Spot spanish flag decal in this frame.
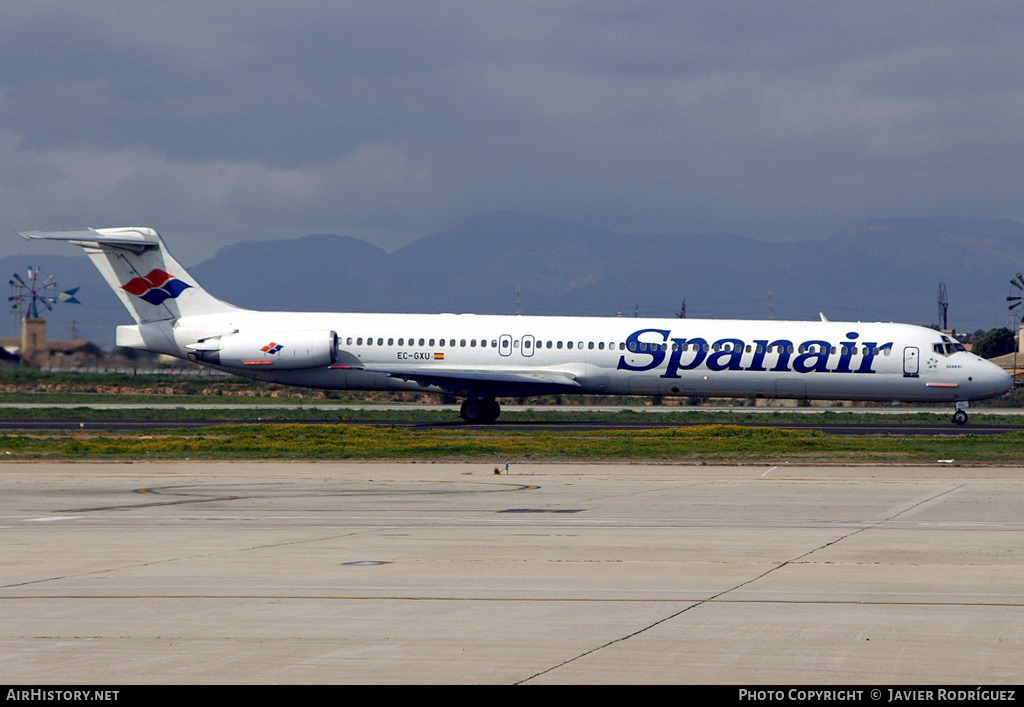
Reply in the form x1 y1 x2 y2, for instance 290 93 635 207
434 352 445 360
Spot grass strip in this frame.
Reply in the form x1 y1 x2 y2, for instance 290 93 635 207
0 423 1021 463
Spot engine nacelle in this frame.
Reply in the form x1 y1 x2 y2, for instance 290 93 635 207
187 330 338 370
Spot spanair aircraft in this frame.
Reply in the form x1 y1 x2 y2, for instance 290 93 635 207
20 226 1014 425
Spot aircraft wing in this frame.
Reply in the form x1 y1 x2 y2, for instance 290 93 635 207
357 364 582 389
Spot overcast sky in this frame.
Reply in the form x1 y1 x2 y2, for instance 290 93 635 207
2 1 1022 264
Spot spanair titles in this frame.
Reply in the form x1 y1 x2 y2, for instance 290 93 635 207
617 328 892 376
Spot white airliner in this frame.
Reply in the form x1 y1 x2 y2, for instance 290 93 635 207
21 226 1014 425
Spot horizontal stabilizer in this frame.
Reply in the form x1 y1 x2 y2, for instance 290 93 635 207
20 227 161 249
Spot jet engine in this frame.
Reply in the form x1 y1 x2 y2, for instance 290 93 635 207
186 330 338 370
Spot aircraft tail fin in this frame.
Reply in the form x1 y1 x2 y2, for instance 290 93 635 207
19 227 239 324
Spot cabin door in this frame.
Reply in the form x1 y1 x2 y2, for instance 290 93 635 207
903 346 920 377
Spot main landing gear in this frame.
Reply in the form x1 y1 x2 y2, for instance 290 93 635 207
951 402 969 426
460 397 501 424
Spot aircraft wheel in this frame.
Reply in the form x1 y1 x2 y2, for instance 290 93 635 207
480 398 501 424
460 399 482 423
952 409 968 426
460 398 500 424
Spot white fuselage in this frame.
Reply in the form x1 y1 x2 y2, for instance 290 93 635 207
24 226 1012 423
130 309 1012 404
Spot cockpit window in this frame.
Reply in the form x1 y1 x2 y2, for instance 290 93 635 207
933 339 967 356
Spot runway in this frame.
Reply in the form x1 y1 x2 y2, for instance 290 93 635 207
1 462 1022 684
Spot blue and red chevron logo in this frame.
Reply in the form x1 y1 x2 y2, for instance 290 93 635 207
121 269 192 305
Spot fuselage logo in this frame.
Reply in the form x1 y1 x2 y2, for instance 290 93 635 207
121 269 191 305
616 328 895 376
261 342 284 354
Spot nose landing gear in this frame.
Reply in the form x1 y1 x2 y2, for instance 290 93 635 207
951 402 969 426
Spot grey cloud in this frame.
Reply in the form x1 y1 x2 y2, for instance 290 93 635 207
0 1 1021 261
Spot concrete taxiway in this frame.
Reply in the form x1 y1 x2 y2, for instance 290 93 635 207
1 461 1022 684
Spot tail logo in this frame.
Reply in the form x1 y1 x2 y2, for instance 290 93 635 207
121 269 192 305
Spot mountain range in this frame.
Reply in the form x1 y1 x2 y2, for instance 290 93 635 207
4 212 1023 349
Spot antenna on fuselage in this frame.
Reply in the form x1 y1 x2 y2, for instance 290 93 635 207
676 298 686 318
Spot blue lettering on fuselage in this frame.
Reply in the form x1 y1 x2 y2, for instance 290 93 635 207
618 329 670 371
616 329 893 375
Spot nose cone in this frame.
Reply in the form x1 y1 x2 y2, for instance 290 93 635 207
970 357 1014 400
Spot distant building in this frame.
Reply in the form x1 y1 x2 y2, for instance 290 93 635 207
0 317 102 366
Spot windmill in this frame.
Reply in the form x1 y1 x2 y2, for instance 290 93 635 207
8 266 80 364
1007 272 1024 319
9 266 79 318
1007 273 1024 384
